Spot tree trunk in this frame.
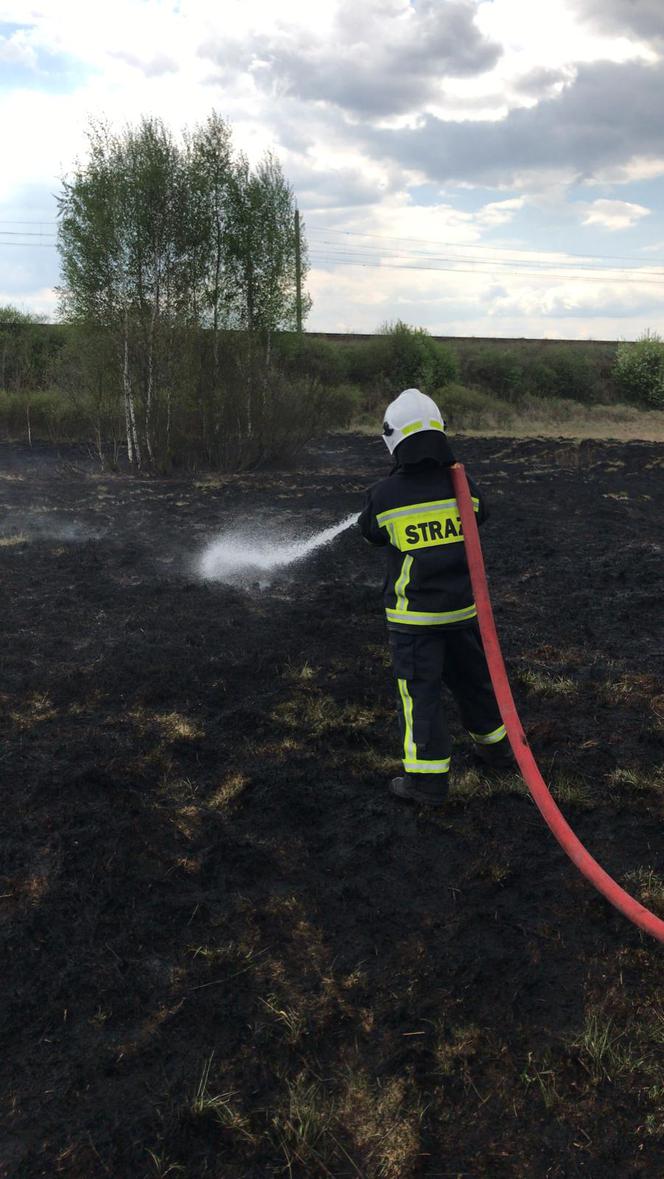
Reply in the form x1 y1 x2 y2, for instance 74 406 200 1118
123 315 141 468
213 218 222 382
95 422 105 470
144 245 159 468
145 320 155 467
246 255 254 333
166 387 172 461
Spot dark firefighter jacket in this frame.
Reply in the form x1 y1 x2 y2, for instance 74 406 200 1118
358 458 487 632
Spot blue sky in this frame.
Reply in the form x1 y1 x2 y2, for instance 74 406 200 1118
2 0 664 338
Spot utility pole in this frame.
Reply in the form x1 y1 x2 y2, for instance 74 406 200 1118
294 208 302 333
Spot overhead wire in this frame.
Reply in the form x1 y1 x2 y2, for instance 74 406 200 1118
307 221 664 267
2 217 664 286
0 231 58 239
308 234 664 277
307 221 664 285
0 241 59 248
307 252 664 285
2 214 664 268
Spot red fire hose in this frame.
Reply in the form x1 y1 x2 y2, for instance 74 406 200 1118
450 463 664 944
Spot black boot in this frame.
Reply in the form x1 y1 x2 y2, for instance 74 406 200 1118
473 739 514 772
389 773 448 806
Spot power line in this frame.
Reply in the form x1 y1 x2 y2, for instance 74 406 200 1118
2 214 662 267
0 241 58 248
308 253 664 286
307 238 664 279
308 222 664 268
0 231 58 239
2 233 662 286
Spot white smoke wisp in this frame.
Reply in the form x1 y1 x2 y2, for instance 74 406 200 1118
197 512 358 584
0 514 103 543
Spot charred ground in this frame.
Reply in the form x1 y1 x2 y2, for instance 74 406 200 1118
1 433 663 1178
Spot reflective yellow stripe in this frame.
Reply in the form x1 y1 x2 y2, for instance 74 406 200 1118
429 419 444 431
377 498 479 527
386 604 477 626
401 420 424 436
397 678 416 763
469 723 507 745
405 758 451 774
394 554 413 613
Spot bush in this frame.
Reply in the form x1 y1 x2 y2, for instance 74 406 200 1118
377 320 458 395
272 334 346 385
342 322 459 407
523 347 599 403
242 375 362 466
434 383 514 431
461 347 524 401
613 332 664 408
518 392 581 424
0 388 102 444
322 383 363 428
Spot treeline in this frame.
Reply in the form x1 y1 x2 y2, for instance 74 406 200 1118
1 315 663 465
2 103 663 469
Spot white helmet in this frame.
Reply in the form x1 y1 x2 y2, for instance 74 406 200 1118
382 388 446 455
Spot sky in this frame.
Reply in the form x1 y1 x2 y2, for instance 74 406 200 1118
2 0 664 338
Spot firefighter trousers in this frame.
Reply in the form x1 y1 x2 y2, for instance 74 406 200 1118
388 621 507 783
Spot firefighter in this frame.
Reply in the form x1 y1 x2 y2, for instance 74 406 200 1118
358 388 511 806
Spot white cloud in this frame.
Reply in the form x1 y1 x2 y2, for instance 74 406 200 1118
581 156 664 185
476 196 526 226
0 28 38 67
580 199 651 231
2 0 664 339
0 285 58 317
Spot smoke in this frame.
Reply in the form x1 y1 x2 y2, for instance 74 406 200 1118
0 514 104 543
197 512 358 585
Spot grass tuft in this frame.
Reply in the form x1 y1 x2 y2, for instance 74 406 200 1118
190 1053 254 1139
518 670 577 697
520 1051 560 1110
624 867 664 915
570 1009 645 1083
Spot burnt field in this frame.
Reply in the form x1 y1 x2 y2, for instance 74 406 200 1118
1 432 663 1178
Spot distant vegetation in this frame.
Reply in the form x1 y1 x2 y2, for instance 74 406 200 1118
2 309 664 465
1 108 662 469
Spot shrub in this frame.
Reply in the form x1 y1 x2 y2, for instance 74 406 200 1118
434 383 514 431
523 347 599 403
461 347 524 401
376 320 458 396
613 332 664 408
245 375 363 465
0 388 102 444
518 393 580 424
272 334 346 385
322 383 363 428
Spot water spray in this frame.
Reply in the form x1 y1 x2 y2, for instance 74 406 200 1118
197 511 358 583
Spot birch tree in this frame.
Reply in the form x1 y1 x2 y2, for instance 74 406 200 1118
186 113 234 358
58 120 142 465
226 151 310 344
57 118 189 466
57 111 312 471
